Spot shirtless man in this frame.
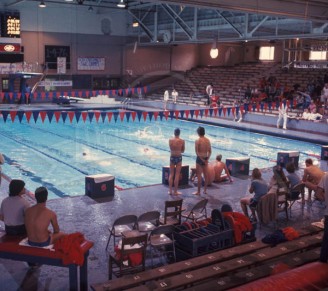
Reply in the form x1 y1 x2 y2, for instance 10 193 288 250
194 126 212 195
213 154 233 183
302 158 324 201
25 187 65 247
169 128 185 195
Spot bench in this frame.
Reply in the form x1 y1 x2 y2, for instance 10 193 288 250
91 227 322 291
0 234 94 291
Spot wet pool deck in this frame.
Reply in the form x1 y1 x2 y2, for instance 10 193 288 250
0 100 327 290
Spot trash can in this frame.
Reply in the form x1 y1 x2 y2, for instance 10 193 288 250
226 157 250 176
162 165 189 186
85 174 115 199
277 151 299 168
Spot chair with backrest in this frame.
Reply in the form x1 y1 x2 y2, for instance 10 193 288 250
253 191 278 227
286 182 305 217
105 214 138 251
148 224 176 267
108 232 148 279
137 211 160 233
159 199 183 225
182 198 208 222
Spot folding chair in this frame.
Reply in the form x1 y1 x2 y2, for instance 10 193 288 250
137 211 160 233
148 225 176 267
182 198 208 222
159 199 183 225
286 182 305 217
105 214 137 251
108 233 148 279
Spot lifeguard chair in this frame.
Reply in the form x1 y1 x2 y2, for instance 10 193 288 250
210 95 219 108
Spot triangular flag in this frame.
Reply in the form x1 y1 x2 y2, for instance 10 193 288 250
32 111 39 123
61 111 68 123
47 111 54 123
119 111 125 121
10 111 17 122
39 111 47 123
25 111 32 123
131 111 136 121
68 111 75 123
75 111 81 123
107 112 113 123
94 111 101 123
81 111 88 123
54 111 61 123
88 111 94 123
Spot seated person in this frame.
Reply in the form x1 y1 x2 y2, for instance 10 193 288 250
302 158 324 201
25 187 65 247
240 168 268 218
285 162 302 200
302 108 322 121
0 179 30 235
213 154 233 183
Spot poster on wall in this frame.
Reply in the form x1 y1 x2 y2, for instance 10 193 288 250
57 57 66 74
77 57 105 71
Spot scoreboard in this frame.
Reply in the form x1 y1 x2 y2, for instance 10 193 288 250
0 12 20 38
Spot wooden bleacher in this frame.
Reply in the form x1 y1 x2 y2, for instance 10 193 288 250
91 226 323 291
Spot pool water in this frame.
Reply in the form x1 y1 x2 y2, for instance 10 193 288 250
0 116 320 199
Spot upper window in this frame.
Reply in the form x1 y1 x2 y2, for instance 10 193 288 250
309 51 327 61
259 46 275 60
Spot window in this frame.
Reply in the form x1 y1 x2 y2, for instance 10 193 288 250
259 46 275 60
2 78 9 91
309 51 327 61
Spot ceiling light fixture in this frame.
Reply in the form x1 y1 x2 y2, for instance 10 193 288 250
39 1 46 8
117 0 126 8
210 39 219 59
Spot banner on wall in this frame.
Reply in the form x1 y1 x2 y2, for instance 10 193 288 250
77 57 105 71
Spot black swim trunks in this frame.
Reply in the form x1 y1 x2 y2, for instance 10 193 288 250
170 156 182 165
196 156 208 166
28 237 51 247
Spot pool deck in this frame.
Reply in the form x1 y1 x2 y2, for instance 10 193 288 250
0 100 327 290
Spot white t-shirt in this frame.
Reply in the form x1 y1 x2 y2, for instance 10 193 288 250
0 196 30 226
318 173 328 215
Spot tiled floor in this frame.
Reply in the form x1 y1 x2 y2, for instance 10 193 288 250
0 101 327 290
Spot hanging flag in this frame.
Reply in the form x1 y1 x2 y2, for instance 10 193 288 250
88 111 94 123
32 111 39 123
40 111 47 123
107 112 113 123
47 111 54 123
119 111 125 121
17 111 24 123
10 111 17 122
68 111 75 123
54 111 61 123
94 111 101 122
75 111 81 123
61 111 68 123
131 111 136 121
81 111 88 123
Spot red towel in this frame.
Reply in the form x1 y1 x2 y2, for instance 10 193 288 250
223 212 253 244
54 232 85 266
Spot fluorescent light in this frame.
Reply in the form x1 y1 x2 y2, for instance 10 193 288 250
132 22 139 28
210 39 219 59
39 1 46 8
117 0 126 8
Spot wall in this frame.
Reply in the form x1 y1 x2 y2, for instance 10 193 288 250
22 31 125 75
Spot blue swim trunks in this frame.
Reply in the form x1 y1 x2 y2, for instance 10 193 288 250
28 237 51 247
170 156 182 165
196 156 208 166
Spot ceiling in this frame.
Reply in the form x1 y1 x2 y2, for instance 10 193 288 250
2 0 328 45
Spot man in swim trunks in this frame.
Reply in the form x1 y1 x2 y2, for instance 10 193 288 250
194 126 211 195
169 128 185 195
302 158 324 202
213 154 233 183
25 187 65 247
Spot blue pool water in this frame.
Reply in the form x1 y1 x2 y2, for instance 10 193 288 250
0 116 320 199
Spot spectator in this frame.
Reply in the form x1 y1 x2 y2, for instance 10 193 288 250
25 187 65 247
302 158 324 201
163 89 169 111
244 85 252 99
206 83 213 106
172 88 178 104
240 168 268 218
0 179 30 235
285 162 302 200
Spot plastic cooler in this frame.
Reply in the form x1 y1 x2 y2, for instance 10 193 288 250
321 146 328 160
277 151 299 168
85 174 115 199
162 165 189 186
225 157 250 176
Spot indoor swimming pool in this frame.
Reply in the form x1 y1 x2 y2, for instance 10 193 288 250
0 116 321 199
